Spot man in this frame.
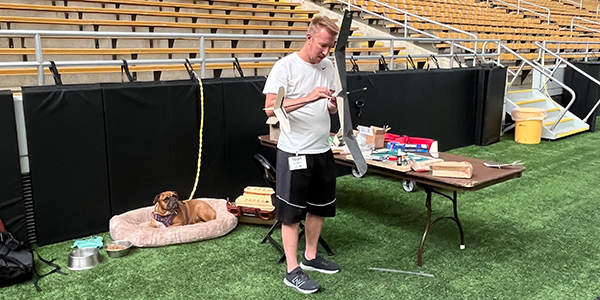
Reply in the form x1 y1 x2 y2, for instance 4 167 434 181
263 16 341 294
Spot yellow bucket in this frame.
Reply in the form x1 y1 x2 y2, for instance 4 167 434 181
511 107 547 145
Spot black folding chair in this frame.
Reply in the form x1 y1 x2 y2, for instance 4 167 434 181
252 154 334 264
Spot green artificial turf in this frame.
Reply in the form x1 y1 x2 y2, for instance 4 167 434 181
3 125 600 299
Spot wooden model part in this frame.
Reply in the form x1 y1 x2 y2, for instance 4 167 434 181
431 161 473 179
243 186 275 196
346 154 411 172
234 195 275 211
273 86 291 133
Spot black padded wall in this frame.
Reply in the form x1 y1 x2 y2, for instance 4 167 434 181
222 77 272 198
0 91 27 242
474 66 507 146
167 80 227 200
562 62 600 132
346 68 480 151
102 80 227 214
22 85 111 246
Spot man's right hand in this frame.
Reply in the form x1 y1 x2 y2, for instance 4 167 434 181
307 86 334 102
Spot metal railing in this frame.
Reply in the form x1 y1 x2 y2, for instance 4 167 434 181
571 17 600 35
0 29 502 85
518 0 552 21
340 0 484 66
489 0 551 23
499 44 577 131
541 40 600 62
337 0 479 61
562 0 583 10
536 41 600 123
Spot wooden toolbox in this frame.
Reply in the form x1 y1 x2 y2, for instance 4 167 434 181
227 186 276 225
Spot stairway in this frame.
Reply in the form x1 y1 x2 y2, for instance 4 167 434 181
505 88 589 139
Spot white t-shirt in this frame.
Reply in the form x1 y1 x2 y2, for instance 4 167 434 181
263 53 336 154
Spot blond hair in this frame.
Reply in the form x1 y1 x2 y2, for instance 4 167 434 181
307 16 339 37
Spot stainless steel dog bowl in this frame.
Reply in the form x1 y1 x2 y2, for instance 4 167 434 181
67 248 100 271
106 240 133 258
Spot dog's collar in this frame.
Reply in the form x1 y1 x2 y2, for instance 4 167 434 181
152 211 177 227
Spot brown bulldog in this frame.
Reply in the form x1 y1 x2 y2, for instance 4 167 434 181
149 191 217 228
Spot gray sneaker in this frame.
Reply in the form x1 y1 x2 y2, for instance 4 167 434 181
300 255 341 274
283 267 320 294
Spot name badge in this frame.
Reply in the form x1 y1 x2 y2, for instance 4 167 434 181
288 155 307 171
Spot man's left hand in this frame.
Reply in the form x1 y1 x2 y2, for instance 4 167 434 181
327 95 338 114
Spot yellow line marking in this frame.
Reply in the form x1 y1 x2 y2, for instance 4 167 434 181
544 117 573 126
508 89 532 94
515 98 546 105
556 126 590 138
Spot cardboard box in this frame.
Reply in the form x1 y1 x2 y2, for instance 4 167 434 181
359 125 386 149
266 116 280 141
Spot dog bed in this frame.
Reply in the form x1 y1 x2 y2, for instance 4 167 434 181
109 198 237 247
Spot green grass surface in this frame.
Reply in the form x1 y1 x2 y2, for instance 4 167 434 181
3 127 600 299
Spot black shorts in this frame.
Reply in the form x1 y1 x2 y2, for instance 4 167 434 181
274 149 336 225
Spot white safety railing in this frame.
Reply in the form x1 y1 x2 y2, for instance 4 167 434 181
500 44 577 131
518 0 552 22
571 17 600 35
542 40 600 62
0 29 502 85
338 0 480 63
561 0 583 10
336 0 485 67
537 41 600 123
489 0 551 24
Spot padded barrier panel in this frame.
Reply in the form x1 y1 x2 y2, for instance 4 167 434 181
346 68 479 151
102 80 226 214
22 85 111 246
474 66 507 146
221 77 273 198
167 80 227 200
0 91 27 242
562 62 599 132
345 66 504 150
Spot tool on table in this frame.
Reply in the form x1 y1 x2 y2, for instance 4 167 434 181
483 160 524 169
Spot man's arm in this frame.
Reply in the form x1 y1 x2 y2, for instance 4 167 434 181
264 86 334 117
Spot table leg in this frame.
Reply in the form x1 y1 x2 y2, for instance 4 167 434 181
417 187 466 266
417 187 433 266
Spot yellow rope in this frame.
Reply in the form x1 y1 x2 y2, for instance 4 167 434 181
188 76 204 200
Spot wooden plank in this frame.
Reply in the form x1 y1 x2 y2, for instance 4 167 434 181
63 0 317 16
0 16 309 32
72 0 301 9
0 46 393 55
0 3 313 24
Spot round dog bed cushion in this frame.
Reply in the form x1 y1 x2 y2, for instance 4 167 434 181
109 198 237 247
